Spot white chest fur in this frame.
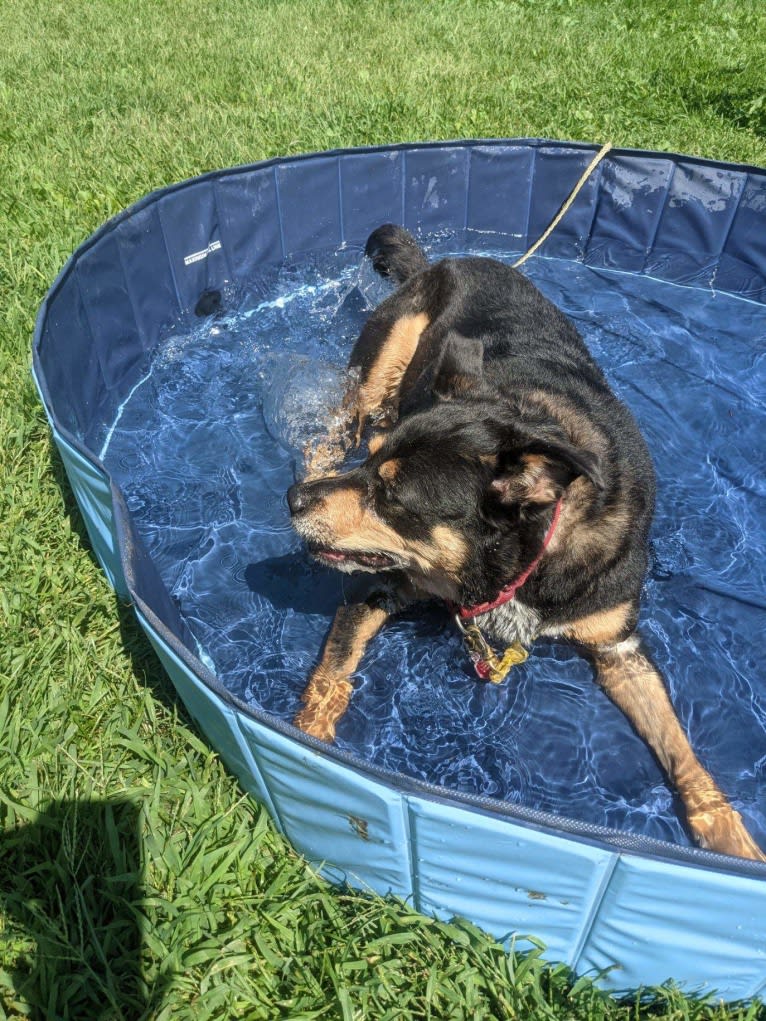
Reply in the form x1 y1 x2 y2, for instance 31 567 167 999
482 598 543 647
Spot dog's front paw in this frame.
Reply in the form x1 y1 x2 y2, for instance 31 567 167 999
293 704 340 743
293 669 353 744
689 802 766 862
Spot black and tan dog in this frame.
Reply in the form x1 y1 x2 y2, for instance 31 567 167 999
287 224 765 862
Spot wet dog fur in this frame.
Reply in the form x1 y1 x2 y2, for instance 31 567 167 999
287 224 765 862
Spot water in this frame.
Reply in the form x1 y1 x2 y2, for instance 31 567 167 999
102 241 766 849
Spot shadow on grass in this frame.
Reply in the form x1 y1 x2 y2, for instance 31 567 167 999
0 799 167 1020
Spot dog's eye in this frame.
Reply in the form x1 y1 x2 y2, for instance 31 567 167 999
375 460 404 505
381 481 400 504
372 475 402 511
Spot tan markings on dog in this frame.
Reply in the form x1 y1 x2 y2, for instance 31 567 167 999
491 453 560 505
309 486 368 537
591 639 766 861
443 373 475 397
521 389 607 455
294 602 389 741
357 312 430 424
520 453 560 504
565 601 633 645
547 482 631 563
368 432 387 455
431 525 468 576
378 459 401 483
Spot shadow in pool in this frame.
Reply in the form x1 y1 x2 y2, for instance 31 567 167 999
243 552 459 652
244 551 380 617
0 799 166 1020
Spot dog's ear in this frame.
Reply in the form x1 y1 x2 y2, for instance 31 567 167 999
433 332 484 399
490 432 603 506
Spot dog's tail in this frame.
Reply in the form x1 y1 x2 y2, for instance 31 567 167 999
364 224 429 285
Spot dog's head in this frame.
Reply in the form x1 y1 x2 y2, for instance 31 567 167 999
288 335 604 604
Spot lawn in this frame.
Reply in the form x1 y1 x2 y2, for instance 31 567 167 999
1 0 766 1017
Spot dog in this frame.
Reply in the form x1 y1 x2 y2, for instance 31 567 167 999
287 224 765 862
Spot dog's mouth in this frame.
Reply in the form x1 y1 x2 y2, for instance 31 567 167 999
309 545 399 571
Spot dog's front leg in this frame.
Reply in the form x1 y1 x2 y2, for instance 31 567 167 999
294 599 391 742
590 636 766 861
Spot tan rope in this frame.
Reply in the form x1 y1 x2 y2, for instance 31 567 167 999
512 142 613 269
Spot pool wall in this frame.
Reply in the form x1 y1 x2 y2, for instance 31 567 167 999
33 140 766 999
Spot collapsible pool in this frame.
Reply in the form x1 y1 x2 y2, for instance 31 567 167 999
33 140 766 999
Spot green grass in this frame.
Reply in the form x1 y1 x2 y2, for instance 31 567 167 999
1 0 766 1017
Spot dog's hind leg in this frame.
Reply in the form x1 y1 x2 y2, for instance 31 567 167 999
302 304 431 481
588 635 766 861
293 599 391 742
303 232 431 481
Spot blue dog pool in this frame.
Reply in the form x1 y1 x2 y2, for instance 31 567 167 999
33 139 766 999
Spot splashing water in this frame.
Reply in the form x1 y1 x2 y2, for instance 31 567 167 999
102 239 766 849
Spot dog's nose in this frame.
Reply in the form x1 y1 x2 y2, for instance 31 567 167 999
287 482 311 516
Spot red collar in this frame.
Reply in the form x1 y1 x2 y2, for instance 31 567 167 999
455 499 563 621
